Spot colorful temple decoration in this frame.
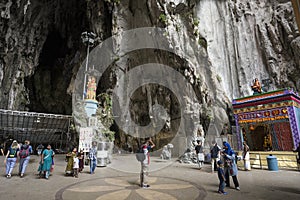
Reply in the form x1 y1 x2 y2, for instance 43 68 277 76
232 88 300 151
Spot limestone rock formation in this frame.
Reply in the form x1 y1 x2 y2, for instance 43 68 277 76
0 0 299 154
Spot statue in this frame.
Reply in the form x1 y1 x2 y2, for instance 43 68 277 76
251 78 262 94
86 76 97 100
160 143 174 160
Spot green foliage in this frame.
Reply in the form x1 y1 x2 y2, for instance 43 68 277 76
159 14 167 24
216 75 222 83
104 130 115 142
96 93 115 141
175 24 181 32
193 18 199 27
198 37 207 49
97 93 113 128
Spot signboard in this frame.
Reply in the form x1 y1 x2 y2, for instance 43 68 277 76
79 127 93 152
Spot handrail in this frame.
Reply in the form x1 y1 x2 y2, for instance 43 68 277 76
236 151 299 171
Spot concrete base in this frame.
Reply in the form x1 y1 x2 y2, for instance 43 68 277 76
84 99 98 117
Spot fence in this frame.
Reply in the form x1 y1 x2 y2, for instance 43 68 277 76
236 151 299 171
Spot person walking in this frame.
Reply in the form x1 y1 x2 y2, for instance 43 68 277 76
222 141 240 191
0 142 4 156
78 149 84 173
73 154 79 178
140 137 155 188
89 142 97 174
195 140 204 169
41 144 54 179
242 141 251 171
211 141 221 172
36 144 44 156
4 140 19 178
217 160 227 195
18 140 33 177
65 147 77 176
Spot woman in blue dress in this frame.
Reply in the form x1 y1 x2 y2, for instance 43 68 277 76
41 144 54 179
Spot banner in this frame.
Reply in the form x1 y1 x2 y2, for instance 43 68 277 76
79 127 93 152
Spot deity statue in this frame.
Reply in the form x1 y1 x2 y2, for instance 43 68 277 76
251 78 262 94
86 76 97 100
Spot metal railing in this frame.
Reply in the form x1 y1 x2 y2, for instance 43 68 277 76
236 151 299 171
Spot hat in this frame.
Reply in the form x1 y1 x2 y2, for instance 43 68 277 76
12 140 17 143
217 160 223 165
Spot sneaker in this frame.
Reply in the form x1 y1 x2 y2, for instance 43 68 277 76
7 174 11 179
236 187 240 191
223 192 228 195
142 184 150 188
20 173 24 178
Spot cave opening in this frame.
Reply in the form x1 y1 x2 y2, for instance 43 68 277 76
25 29 72 114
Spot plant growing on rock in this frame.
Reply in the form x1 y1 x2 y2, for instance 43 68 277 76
159 14 168 25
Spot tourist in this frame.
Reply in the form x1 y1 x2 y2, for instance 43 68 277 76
37 147 45 178
4 140 19 178
18 140 33 177
195 140 204 169
243 141 251 171
0 142 4 156
89 142 97 174
73 154 79 178
65 147 77 176
217 160 227 195
51 152 55 174
251 78 262 94
140 137 155 188
40 144 54 179
36 144 44 156
210 141 221 172
78 149 85 173
222 141 240 191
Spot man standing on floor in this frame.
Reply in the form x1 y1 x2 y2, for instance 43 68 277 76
211 141 221 172
140 137 155 188
89 141 97 174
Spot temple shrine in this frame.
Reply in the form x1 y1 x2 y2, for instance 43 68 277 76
232 88 300 151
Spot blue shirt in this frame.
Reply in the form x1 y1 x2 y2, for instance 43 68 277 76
217 167 225 182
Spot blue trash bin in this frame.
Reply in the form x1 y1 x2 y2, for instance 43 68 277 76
266 155 278 171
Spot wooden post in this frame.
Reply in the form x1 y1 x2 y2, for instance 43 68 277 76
292 0 300 30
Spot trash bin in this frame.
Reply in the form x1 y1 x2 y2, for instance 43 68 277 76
266 155 278 171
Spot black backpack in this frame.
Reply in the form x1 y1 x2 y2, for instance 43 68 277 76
136 145 146 162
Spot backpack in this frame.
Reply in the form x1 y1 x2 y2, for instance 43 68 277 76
136 145 146 162
19 145 30 158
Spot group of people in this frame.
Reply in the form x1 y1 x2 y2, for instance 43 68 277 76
209 141 251 195
65 141 98 178
2 140 99 180
65 147 84 178
3 140 33 178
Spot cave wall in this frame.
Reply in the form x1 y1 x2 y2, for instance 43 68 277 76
0 0 299 152
197 0 300 99
0 0 90 114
